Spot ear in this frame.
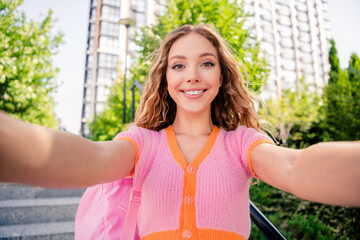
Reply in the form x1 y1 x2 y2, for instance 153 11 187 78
220 75 223 87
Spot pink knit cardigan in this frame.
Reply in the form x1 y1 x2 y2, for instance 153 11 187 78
116 125 273 240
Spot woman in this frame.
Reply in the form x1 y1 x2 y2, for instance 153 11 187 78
0 24 359 239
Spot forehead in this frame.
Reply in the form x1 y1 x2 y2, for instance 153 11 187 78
168 33 217 58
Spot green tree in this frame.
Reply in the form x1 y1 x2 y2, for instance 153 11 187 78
0 0 63 128
321 41 360 141
90 0 269 140
88 78 139 141
253 41 360 239
259 78 320 148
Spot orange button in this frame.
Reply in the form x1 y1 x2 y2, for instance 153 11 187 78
183 229 192 239
187 166 195 174
185 196 193 205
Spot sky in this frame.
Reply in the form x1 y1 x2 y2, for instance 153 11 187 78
18 0 360 135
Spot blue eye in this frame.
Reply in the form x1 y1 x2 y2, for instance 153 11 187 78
202 61 215 67
172 64 184 70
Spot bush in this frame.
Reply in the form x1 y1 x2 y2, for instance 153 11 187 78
249 181 360 239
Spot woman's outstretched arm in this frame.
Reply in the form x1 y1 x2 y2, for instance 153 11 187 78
0 111 135 188
251 141 360 207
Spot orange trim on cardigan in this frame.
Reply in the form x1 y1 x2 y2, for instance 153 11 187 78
165 126 220 239
247 139 274 178
114 136 139 176
142 228 246 240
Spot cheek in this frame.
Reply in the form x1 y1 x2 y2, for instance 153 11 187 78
166 71 181 90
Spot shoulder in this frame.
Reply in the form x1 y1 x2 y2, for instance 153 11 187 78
221 126 274 177
222 125 272 144
115 125 164 151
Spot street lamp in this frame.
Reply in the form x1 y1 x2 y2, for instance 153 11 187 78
119 17 136 124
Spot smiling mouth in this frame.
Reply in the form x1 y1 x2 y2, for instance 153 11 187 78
181 90 206 96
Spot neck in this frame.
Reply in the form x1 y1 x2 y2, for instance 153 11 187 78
171 109 213 136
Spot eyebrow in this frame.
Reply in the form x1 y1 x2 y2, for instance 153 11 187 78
169 52 217 62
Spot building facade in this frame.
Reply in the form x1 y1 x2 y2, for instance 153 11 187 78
81 0 331 136
81 0 166 136
243 0 331 99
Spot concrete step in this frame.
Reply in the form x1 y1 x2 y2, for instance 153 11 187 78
0 221 74 240
0 197 81 226
0 184 85 200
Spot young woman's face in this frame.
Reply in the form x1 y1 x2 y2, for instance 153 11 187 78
166 33 222 116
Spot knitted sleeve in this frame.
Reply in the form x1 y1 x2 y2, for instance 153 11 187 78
232 126 274 178
114 125 144 176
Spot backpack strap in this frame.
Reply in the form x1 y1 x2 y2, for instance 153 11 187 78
120 128 158 240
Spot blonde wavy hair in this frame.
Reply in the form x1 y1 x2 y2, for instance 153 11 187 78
134 24 262 132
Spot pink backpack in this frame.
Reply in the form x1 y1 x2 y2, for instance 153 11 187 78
75 127 159 240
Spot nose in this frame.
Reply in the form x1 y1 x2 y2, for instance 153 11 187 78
186 66 200 83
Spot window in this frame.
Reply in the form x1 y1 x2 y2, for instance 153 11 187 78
98 53 118 69
155 1 167 16
259 0 271 10
135 12 146 26
281 48 295 59
298 22 310 32
96 86 111 102
131 0 146 13
281 60 296 71
95 103 106 114
262 31 274 43
82 123 90 137
278 26 292 38
99 36 119 52
280 37 294 48
295 2 308 12
89 23 96 38
276 4 290 16
298 32 311 43
85 70 93 84
86 54 94 68
90 7 97 21
297 12 309 22
85 87 92 102
97 68 117 86
302 63 314 74
277 15 291 27
260 41 275 55
87 38 95 51
101 5 120 21
260 9 272 22
299 42 312 53
102 0 121 7
100 21 119 37
83 103 91 119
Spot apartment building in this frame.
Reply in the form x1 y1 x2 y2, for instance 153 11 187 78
81 0 330 136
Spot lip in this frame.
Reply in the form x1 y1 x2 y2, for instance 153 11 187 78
180 89 207 99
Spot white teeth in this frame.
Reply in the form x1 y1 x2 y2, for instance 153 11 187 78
183 90 204 95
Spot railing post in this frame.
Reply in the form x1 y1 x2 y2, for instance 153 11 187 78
131 87 135 121
249 200 287 240
129 81 143 122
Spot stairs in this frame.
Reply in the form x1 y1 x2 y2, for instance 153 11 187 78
0 184 85 239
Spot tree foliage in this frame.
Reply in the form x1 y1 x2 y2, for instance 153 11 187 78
321 40 360 141
255 40 360 239
0 0 63 128
259 78 320 148
88 78 139 141
250 181 356 240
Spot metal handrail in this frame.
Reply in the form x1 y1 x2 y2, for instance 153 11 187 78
250 200 287 240
130 81 143 122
